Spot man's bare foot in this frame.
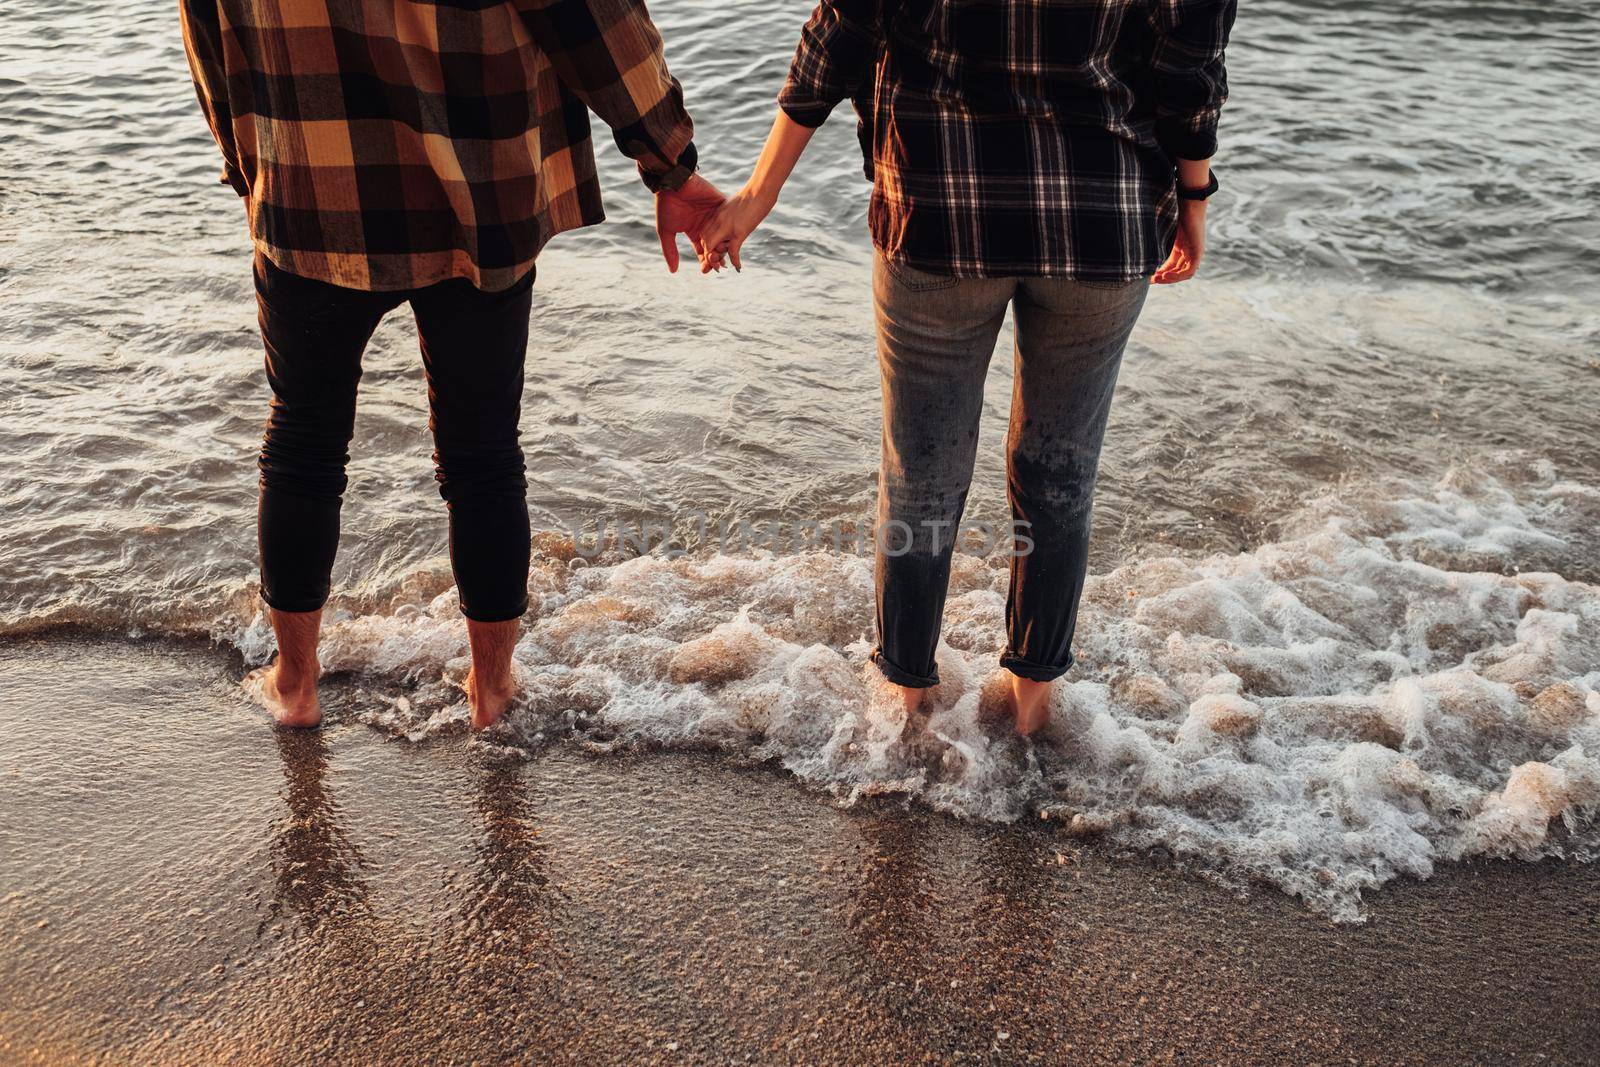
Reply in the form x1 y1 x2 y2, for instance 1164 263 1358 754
254 606 324 728
465 668 517 731
243 659 322 728
1010 676 1053 737
464 617 520 731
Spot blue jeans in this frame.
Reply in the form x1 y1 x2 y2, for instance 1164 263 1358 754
869 256 1149 688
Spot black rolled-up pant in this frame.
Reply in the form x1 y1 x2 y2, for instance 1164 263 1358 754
253 253 534 623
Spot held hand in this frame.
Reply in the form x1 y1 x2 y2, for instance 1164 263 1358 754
655 173 726 273
697 185 776 273
1153 199 1206 284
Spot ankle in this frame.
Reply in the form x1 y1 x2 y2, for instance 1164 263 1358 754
468 666 515 698
1011 675 1050 700
273 656 319 689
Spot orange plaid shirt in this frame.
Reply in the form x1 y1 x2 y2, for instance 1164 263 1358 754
179 0 697 291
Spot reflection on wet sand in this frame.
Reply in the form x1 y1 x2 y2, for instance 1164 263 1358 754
844 814 933 963
267 734 566 984
841 816 1078 1026
270 730 373 935
461 760 560 958
837 814 946 1042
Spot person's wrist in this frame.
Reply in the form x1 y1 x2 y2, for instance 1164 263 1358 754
1176 168 1219 202
745 178 781 213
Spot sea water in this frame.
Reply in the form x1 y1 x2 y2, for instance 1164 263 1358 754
1 0 1597 919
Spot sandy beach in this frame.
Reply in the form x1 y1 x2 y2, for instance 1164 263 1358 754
3 635 1595 1065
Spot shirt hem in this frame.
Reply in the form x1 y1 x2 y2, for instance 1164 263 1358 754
873 245 1161 283
248 208 606 293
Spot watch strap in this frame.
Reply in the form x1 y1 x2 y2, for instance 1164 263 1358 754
1176 171 1219 201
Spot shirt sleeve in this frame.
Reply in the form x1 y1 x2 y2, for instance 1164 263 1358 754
177 0 249 196
1149 0 1237 161
516 0 697 191
778 0 885 129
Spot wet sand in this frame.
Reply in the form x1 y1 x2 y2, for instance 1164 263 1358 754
2 636 1596 1065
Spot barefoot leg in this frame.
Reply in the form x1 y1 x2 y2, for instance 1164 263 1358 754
465 617 519 730
247 607 323 728
1009 675 1052 737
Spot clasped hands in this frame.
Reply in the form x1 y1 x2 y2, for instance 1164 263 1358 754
654 174 770 275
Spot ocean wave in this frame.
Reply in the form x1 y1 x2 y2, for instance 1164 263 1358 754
198 468 1600 921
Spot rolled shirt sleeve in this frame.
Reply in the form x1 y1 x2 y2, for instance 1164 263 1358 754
778 0 884 129
178 0 249 196
517 0 698 190
1149 0 1237 160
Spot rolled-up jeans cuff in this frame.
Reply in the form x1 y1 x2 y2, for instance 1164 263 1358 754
999 650 1073 683
870 647 939 689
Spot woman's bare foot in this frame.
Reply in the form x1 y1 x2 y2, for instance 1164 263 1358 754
465 668 517 731
1010 676 1053 737
895 684 926 717
243 659 322 728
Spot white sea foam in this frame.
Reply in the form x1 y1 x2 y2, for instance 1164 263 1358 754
222 470 1600 921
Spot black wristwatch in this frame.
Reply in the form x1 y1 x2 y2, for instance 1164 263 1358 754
1176 171 1219 201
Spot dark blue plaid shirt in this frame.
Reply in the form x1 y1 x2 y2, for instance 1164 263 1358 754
780 0 1236 280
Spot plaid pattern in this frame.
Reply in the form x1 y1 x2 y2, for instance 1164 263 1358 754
179 0 697 291
780 0 1236 280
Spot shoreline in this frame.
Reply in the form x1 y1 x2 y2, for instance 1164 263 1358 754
2 634 1596 1064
